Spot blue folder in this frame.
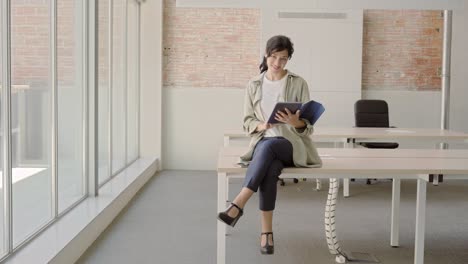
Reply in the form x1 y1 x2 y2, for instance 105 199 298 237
299 100 325 125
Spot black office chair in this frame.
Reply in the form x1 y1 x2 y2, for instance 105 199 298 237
354 99 399 184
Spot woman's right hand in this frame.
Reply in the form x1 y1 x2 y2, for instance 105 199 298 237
256 122 273 132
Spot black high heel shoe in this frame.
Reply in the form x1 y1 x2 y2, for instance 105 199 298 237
217 202 243 227
260 232 274 255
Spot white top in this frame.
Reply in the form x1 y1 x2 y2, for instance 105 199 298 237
261 74 286 137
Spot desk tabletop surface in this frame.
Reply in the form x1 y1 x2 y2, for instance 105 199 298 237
218 147 468 175
220 146 468 159
224 127 468 139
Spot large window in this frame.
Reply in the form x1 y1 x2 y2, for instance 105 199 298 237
11 0 53 247
112 0 127 175
98 0 141 185
127 0 139 163
0 0 141 259
98 0 110 185
57 0 85 213
0 1 5 257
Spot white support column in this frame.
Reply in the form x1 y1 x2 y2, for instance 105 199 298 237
51 0 58 218
432 175 439 185
315 178 322 191
390 178 401 247
223 136 230 212
436 10 452 185
86 0 98 196
414 177 428 264
343 138 353 197
2 0 13 253
342 179 349 197
217 172 227 264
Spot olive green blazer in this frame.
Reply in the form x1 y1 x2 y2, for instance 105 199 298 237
240 70 322 168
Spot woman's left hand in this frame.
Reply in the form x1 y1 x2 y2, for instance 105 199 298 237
275 108 306 128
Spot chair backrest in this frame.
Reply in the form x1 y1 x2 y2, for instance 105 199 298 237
354 99 390 128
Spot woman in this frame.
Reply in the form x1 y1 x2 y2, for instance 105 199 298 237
217 35 322 255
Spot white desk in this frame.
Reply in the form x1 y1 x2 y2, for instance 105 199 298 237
217 147 468 264
224 127 468 143
221 146 468 159
223 127 468 196
221 146 468 247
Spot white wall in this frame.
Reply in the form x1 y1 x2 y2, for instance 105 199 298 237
162 2 468 170
450 5 468 133
162 88 244 170
162 89 446 170
352 6 468 137
140 0 163 163
363 5 468 135
361 5 468 149
176 0 464 10
363 90 441 128
162 88 363 170
162 9 363 170
261 9 363 128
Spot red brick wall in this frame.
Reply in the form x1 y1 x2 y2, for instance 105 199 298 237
57 0 77 87
112 0 125 88
7 0 126 90
11 0 77 88
163 7 443 91
98 0 110 87
163 0 260 88
7 3 443 92
11 0 50 88
362 10 443 91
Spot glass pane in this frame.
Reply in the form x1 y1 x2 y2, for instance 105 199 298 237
0 2 5 256
111 0 126 174
11 0 53 246
127 1 138 163
98 0 110 185
57 0 85 213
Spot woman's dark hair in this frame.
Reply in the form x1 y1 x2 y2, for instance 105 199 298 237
259 35 294 73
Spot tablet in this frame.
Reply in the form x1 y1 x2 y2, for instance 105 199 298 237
267 102 302 124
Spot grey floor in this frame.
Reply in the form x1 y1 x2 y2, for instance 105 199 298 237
78 171 468 264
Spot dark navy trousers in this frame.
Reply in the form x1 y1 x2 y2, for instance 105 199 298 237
243 137 294 211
